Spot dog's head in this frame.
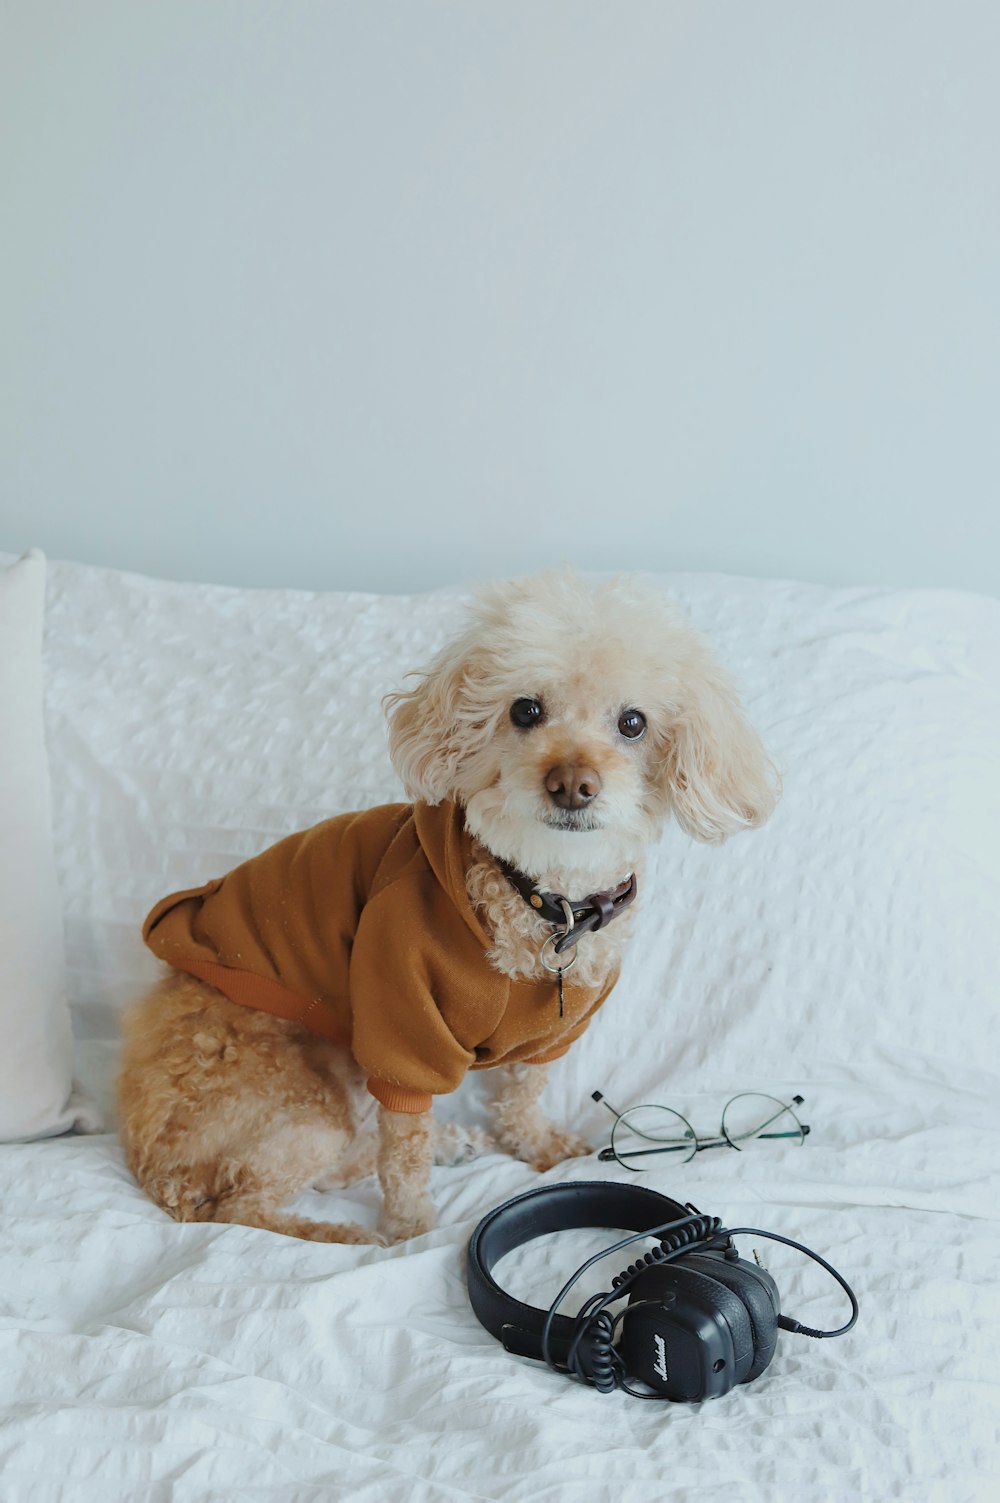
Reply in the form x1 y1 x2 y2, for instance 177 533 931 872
385 570 778 881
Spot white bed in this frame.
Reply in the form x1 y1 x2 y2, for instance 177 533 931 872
1 555 998 1502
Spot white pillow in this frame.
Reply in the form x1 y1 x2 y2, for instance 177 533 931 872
0 550 99 1139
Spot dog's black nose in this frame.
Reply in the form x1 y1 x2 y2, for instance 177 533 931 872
545 764 602 810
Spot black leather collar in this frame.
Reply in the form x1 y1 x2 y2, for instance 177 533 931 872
495 856 638 955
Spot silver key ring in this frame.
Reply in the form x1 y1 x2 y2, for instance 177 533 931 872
538 899 578 974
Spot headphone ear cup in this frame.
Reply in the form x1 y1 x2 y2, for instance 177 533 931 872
648 1262 756 1386
682 1253 780 1382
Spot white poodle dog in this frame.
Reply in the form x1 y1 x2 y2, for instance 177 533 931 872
118 569 778 1243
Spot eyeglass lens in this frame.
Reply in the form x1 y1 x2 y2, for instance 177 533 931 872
610 1104 700 1167
720 1092 806 1148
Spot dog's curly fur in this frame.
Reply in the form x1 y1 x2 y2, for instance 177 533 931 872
117 569 778 1243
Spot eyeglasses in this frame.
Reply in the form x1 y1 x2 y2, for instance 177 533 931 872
592 1090 810 1170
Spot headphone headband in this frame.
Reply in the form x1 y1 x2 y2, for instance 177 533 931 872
466 1181 692 1364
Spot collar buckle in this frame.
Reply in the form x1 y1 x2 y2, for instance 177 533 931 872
497 858 638 957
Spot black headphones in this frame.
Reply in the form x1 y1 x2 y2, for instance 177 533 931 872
467 1181 858 1401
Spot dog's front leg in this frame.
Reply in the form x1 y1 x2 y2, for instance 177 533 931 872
492 1063 592 1172
377 1106 436 1243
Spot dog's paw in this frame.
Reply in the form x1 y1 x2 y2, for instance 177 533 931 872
432 1122 497 1167
312 1170 346 1192
378 1195 437 1244
530 1127 593 1173
500 1124 593 1173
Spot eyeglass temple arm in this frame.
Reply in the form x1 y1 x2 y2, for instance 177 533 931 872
591 1089 624 1121
597 1128 808 1163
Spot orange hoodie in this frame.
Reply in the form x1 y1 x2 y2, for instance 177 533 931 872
142 800 618 1112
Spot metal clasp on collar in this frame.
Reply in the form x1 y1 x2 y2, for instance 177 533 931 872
538 898 579 975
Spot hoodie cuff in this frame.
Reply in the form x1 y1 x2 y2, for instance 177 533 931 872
522 1044 572 1066
367 1078 434 1114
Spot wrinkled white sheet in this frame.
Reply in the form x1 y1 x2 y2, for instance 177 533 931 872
1 558 999 1501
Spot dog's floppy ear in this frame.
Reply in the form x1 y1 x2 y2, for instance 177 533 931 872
384 631 502 804
658 662 780 843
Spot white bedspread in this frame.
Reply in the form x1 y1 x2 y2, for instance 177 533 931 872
2 560 998 1501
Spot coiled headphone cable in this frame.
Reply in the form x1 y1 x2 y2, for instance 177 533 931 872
541 1206 859 1398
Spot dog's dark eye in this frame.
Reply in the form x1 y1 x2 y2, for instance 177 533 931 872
510 697 546 729
617 709 647 740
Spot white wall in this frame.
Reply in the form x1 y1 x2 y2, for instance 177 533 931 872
2 1 998 595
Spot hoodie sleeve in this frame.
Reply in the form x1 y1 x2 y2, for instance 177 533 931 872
348 886 478 1113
